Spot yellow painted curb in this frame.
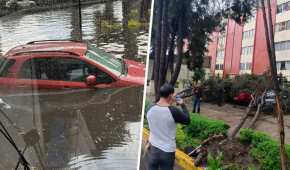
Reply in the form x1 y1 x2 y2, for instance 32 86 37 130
143 128 203 170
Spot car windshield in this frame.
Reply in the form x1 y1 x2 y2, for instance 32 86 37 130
85 44 123 76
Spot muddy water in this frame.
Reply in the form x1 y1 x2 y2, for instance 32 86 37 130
0 1 147 169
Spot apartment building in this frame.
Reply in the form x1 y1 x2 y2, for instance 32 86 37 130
208 0 290 79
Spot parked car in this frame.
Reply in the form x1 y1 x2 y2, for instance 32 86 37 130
233 91 252 104
262 89 276 112
0 40 145 94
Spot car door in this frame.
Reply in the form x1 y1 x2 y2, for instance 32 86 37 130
0 58 17 95
16 57 65 92
45 57 117 110
56 57 117 89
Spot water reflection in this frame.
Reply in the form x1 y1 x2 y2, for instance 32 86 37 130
0 86 143 169
0 0 148 169
0 1 148 61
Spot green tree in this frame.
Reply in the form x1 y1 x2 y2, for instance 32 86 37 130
151 0 256 101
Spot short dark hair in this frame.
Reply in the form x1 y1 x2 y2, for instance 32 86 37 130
159 83 174 98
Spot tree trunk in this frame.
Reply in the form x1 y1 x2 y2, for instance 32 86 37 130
262 1 288 169
139 0 150 22
153 0 163 101
158 0 169 86
167 31 176 75
170 6 185 85
139 0 146 22
229 98 254 140
247 103 261 129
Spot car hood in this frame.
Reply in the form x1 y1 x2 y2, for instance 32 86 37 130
125 59 145 76
119 59 145 86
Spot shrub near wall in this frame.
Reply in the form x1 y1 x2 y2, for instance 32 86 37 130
239 129 290 170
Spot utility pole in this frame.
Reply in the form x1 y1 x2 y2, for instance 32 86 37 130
261 0 288 169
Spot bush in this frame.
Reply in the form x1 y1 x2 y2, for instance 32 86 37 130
184 113 230 140
230 74 270 98
192 68 205 83
239 129 290 170
176 124 200 150
207 152 223 170
128 19 141 29
223 77 234 102
144 100 152 113
143 100 153 129
202 76 220 102
202 74 271 103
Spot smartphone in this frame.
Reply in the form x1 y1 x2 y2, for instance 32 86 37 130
175 95 182 103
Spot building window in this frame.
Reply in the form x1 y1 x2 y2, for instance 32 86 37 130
277 61 290 70
277 1 290 14
243 29 255 39
275 41 290 51
281 61 286 70
218 36 226 48
217 50 224 59
275 20 290 32
240 62 252 70
215 64 224 70
241 46 253 55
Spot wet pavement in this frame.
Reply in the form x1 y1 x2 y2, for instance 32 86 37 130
0 1 148 169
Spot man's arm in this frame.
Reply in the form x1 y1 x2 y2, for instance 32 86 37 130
168 104 190 125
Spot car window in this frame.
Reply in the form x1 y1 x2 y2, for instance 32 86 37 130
57 58 88 82
0 58 15 77
18 58 60 80
58 58 114 84
85 44 123 75
19 57 114 84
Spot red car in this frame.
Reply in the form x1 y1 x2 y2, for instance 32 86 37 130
0 40 145 93
234 91 252 104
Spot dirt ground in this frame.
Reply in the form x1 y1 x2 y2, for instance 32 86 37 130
184 99 290 144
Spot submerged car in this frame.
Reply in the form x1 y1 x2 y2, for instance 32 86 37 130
0 40 145 93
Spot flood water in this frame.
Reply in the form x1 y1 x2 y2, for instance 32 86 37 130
0 1 148 169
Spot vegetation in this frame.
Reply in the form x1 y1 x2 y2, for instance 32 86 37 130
101 20 122 30
202 76 222 102
201 73 290 114
176 124 201 150
192 68 205 84
128 19 142 29
207 152 223 170
176 113 229 150
151 0 256 100
184 113 230 140
239 129 290 170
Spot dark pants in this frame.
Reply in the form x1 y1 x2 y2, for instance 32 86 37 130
193 97 201 113
147 145 175 170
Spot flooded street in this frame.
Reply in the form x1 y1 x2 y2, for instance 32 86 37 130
0 1 148 169
0 1 148 60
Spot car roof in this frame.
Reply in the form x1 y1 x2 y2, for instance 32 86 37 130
5 40 87 57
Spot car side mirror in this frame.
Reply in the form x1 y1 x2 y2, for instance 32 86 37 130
85 75 97 87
